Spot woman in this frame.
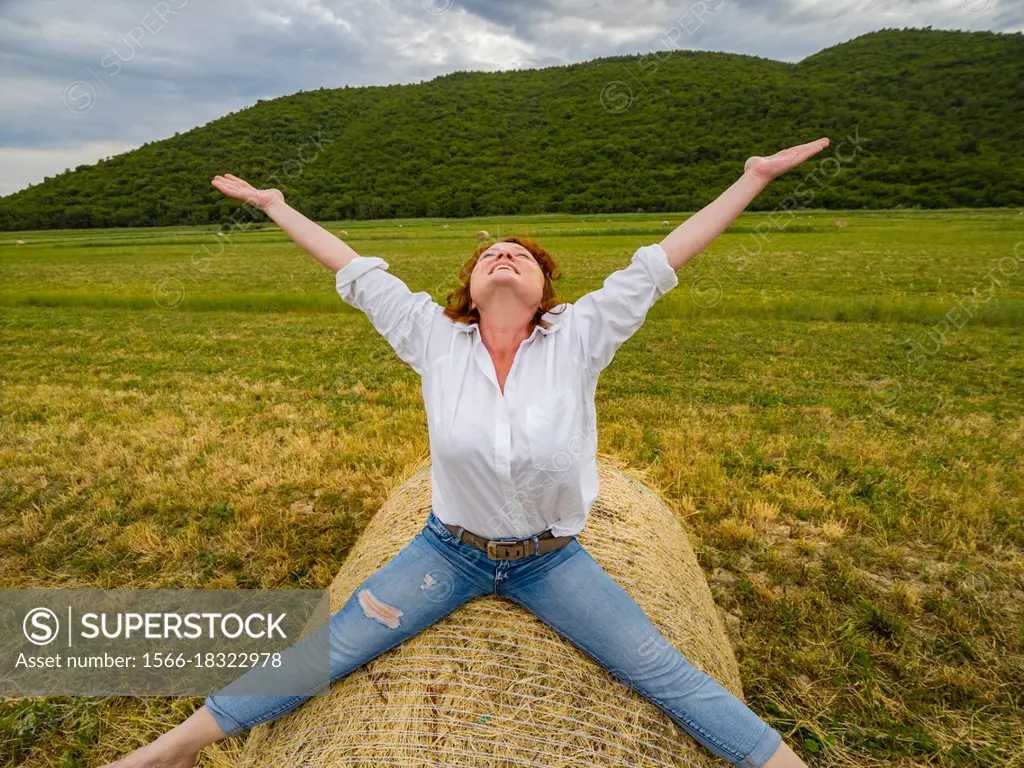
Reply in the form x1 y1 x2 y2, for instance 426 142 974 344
104 137 829 768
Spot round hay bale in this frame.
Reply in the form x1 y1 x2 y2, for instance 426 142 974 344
661 220 670 226
339 230 349 236
835 219 848 228
475 230 490 241
14 239 26 245
234 458 743 767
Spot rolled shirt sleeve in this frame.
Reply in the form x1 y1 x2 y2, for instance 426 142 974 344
570 243 678 375
335 256 448 377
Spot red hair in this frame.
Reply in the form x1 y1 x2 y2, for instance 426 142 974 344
443 236 566 332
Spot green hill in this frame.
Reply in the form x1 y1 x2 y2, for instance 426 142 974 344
2 27 1021 230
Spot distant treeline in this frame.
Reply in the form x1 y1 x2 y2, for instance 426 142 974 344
2 27 1022 231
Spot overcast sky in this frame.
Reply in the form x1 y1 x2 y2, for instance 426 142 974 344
0 0 1019 197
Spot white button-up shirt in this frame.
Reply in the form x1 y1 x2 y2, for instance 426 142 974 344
335 243 678 540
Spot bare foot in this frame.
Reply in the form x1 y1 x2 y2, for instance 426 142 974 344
98 738 197 768
100 705 226 768
762 739 809 767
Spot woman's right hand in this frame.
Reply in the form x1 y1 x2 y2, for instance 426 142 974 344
211 173 284 212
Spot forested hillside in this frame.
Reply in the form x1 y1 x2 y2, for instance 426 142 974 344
2 27 1021 230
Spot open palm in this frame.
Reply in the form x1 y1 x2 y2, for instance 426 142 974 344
745 138 830 182
211 173 283 211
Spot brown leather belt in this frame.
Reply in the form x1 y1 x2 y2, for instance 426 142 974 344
442 522 574 561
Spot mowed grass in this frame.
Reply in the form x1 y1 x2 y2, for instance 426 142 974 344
0 209 1022 767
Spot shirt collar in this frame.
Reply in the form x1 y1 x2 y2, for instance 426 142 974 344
453 310 561 337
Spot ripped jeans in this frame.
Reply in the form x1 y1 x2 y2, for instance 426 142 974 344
205 509 783 767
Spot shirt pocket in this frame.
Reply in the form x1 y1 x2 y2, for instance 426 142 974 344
524 387 578 472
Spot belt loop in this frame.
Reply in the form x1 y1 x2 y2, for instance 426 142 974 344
532 534 539 556
455 526 465 543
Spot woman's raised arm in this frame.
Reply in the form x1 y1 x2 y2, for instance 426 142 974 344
211 173 357 273
659 137 830 270
211 172 452 376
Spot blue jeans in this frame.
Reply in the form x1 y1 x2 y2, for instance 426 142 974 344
206 509 783 767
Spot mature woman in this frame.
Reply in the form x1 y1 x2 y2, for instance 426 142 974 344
104 137 829 768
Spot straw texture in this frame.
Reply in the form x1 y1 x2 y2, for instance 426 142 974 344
233 457 743 767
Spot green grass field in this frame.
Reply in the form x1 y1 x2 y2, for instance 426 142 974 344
1 209 1022 767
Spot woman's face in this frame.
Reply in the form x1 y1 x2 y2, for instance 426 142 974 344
469 242 545 314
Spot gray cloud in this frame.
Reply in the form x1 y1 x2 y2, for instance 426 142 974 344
0 0 1018 196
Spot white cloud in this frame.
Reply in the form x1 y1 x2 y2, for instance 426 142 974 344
294 0 354 33
382 7 540 69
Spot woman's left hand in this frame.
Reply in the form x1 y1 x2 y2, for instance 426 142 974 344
744 137 831 183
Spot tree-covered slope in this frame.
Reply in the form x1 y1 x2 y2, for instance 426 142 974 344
2 27 1021 230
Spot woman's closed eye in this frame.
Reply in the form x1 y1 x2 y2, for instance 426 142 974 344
482 251 534 261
